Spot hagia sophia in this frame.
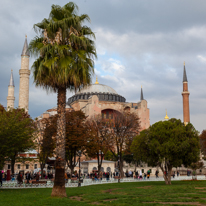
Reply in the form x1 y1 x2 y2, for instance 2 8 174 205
3 36 192 175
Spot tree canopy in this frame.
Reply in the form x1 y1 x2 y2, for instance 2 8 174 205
131 118 200 185
106 111 140 177
200 130 206 160
0 107 36 173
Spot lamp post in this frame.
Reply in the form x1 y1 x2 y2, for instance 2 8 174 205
77 150 82 187
118 155 120 183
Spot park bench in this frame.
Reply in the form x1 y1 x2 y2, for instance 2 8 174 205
114 176 121 179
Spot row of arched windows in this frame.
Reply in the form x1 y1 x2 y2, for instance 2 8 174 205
68 92 126 104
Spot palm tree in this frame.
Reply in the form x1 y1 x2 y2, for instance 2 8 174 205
29 2 97 197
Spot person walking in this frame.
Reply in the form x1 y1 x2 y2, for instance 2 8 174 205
155 170 159 178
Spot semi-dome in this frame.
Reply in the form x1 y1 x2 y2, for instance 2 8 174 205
67 80 126 105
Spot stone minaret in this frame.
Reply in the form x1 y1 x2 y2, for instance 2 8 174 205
7 70 15 110
140 85 144 100
182 62 190 125
19 35 30 112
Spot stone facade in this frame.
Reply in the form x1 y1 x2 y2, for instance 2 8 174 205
182 64 190 125
19 37 30 112
68 83 150 131
7 86 15 110
7 70 15 110
80 160 115 174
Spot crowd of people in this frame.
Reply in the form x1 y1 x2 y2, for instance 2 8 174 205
0 168 183 187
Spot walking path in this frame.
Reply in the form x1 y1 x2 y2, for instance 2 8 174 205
0 175 205 189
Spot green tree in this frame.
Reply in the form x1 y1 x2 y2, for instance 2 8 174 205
200 130 206 160
107 111 140 177
65 111 87 175
0 107 36 174
86 117 111 174
37 116 56 179
0 105 9 169
131 118 200 185
29 2 96 197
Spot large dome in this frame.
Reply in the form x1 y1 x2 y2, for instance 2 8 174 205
67 83 126 104
76 84 118 95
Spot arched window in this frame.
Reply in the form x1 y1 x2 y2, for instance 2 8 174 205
106 111 109 119
101 167 104 172
107 167 111 172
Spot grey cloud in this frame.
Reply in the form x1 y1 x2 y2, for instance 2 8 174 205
1 0 206 133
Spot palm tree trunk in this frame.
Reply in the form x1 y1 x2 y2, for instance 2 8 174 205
51 87 67 197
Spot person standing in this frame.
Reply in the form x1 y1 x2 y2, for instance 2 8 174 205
65 172 68 183
36 173 39 181
100 171 103 181
26 171 30 183
139 170 142 179
17 172 23 185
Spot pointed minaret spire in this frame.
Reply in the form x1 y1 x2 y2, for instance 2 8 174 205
21 35 30 57
19 35 30 112
183 61 188 82
140 85 144 100
182 62 190 125
9 69 14 86
7 69 15 110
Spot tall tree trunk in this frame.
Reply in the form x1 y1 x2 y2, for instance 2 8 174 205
51 87 67 197
41 163 45 179
168 166 172 185
120 160 124 177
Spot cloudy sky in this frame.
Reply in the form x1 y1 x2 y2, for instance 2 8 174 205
0 0 206 132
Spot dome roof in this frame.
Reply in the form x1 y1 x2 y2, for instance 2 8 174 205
67 82 126 104
76 84 118 95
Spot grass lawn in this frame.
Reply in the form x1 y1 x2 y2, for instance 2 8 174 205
1 181 206 205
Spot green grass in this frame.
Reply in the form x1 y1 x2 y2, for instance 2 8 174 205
1 181 206 205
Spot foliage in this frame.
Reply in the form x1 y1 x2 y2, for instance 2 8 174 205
29 2 97 92
41 111 87 174
29 1 97 197
131 118 200 185
36 116 56 179
199 130 206 160
190 161 204 176
104 151 117 161
65 111 87 174
85 117 111 173
107 111 140 177
0 107 36 173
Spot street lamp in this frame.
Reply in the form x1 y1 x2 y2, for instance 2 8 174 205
77 150 82 187
118 155 120 183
